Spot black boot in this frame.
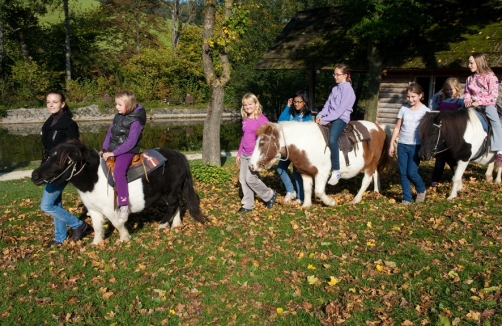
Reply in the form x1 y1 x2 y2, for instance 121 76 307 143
71 222 90 242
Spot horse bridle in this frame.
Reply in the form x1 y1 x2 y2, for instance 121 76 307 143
260 128 289 168
44 157 87 183
431 120 449 157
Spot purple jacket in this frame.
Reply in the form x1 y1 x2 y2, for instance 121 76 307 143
237 114 269 157
318 82 356 124
102 105 145 156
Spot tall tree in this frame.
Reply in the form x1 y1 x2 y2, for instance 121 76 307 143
63 0 71 82
201 0 235 165
344 0 430 122
162 0 198 53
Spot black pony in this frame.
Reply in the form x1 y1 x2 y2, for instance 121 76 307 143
419 108 501 199
32 140 207 244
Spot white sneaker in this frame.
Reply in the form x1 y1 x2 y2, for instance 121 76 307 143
118 206 130 224
327 170 341 185
284 191 297 202
294 199 303 205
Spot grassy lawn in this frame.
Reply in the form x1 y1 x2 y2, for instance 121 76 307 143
39 0 100 24
0 159 501 325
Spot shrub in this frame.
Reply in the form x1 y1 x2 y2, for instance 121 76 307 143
190 161 232 185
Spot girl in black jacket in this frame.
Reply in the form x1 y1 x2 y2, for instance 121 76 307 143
40 90 90 247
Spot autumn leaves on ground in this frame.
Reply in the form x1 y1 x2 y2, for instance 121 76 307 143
0 159 501 325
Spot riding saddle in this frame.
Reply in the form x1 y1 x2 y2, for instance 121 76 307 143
101 149 167 187
318 121 372 166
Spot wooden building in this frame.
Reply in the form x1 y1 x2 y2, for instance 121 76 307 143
255 3 502 129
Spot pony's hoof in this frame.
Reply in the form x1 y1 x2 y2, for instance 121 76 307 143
447 195 457 200
350 199 361 205
158 222 169 230
119 235 132 242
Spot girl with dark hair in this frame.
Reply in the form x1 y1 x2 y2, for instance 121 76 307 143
40 90 90 247
316 63 356 185
277 90 313 204
388 83 430 205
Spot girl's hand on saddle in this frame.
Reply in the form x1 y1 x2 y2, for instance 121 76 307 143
464 100 478 108
102 152 114 161
315 116 322 124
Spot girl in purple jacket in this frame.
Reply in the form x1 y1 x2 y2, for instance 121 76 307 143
316 63 356 185
101 91 146 224
236 93 277 213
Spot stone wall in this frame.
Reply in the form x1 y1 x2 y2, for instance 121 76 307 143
1 105 240 124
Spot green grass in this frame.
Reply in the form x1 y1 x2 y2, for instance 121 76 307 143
0 160 501 325
38 0 100 25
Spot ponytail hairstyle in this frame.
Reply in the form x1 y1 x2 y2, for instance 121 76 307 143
406 82 424 102
116 91 137 114
335 63 352 85
469 53 494 75
45 90 70 112
290 90 312 117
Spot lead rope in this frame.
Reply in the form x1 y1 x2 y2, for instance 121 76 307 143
278 127 289 161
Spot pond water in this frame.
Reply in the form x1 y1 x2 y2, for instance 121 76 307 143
0 119 242 166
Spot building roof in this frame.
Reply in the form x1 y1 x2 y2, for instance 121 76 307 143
256 2 502 71
254 7 366 71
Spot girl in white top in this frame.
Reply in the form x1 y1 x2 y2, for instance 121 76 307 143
389 83 431 205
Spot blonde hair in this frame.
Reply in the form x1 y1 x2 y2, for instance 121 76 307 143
116 91 137 114
240 92 263 119
440 77 462 100
469 53 494 75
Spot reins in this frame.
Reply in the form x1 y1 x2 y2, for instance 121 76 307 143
431 121 449 157
44 157 87 183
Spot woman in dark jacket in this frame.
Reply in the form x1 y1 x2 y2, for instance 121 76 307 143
40 90 90 247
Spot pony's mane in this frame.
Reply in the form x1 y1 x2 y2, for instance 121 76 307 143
440 109 470 154
420 109 470 155
52 139 85 166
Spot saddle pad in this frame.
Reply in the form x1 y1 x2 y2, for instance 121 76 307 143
100 149 167 187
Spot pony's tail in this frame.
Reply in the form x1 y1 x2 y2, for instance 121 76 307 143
182 156 207 223
377 124 391 172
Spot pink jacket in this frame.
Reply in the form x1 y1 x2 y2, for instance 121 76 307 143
463 73 499 106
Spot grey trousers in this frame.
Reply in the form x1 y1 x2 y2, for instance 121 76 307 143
485 105 502 152
239 154 274 209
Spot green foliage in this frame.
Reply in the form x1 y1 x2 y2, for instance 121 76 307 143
189 161 232 184
10 59 60 105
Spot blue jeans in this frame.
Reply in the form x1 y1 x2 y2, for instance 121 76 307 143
329 119 347 171
397 143 426 202
41 181 83 243
276 158 304 201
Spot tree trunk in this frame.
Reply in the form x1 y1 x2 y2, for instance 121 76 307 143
63 0 71 82
13 28 30 61
201 0 232 166
202 85 224 164
0 14 4 78
364 43 384 122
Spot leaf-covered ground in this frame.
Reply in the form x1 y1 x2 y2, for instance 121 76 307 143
0 160 501 325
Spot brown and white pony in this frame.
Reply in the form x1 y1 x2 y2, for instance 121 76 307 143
249 121 390 208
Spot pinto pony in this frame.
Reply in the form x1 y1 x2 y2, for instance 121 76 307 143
31 140 207 244
249 121 390 207
419 108 501 199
